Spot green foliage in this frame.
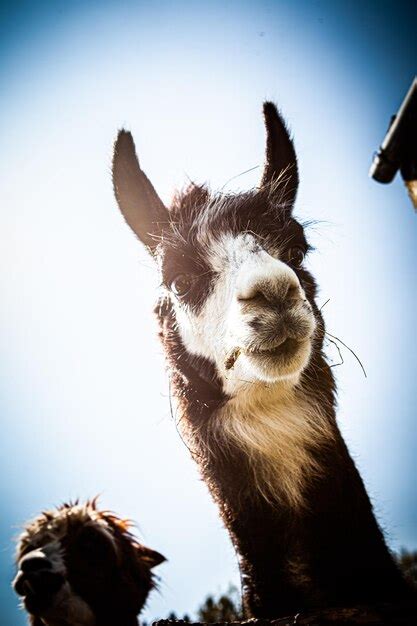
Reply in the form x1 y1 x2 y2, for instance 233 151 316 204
164 585 243 623
196 585 243 623
164 612 190 622
395 548 417 588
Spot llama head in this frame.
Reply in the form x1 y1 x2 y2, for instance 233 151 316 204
13 499 165 626
113 103 321 397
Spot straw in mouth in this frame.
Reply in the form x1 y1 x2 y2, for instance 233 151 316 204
224 347 242 370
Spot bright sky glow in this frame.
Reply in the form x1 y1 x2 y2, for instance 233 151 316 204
1 1 416 623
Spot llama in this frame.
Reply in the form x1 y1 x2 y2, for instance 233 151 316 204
112 103 413 618
13 499 165 626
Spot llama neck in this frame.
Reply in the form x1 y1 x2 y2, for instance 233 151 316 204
212 382 334 510
174 361 411 617
160 307 411 616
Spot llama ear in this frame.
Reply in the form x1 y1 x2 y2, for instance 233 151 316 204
260 102 299 206
138 545 166 569
112 130 169 253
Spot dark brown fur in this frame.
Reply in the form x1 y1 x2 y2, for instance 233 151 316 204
14 500 165 626
112 104 414 618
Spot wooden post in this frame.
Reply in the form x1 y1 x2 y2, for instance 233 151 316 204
370 78 417 212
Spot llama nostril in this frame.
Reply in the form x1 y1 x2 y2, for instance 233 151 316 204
237 288 268 305
285 282 301 302
238 280 301 308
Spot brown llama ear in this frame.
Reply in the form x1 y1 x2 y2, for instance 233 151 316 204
260 102 299 206
138 545 167 569
112 130 169 253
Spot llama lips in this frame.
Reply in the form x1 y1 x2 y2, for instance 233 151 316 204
246 337 301 359
22 584 57 614
224 338 301 370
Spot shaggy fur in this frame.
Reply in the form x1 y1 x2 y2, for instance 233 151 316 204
112 103 413 618
13 499 165 626
214 382 334 508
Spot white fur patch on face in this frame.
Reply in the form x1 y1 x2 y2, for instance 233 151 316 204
171 232 326 509
172 232 316 396
37 540 66 576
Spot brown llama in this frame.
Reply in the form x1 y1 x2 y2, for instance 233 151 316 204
112 103 414 618
13 499 165 626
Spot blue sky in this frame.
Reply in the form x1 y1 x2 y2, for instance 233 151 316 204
1 1 416 622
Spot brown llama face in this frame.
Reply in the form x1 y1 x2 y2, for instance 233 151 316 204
13 501 165 626
113 103 320 396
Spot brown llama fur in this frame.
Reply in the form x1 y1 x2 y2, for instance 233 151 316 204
112 103 414 618
13 499 165 626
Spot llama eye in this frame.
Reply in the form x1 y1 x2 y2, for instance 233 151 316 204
170 274 194 298
288 247 305 266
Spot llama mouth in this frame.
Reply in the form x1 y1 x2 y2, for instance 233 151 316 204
23 589 56 614
241 335 312 380
246 337 301 359
16 572 65 614
224 338 304 370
